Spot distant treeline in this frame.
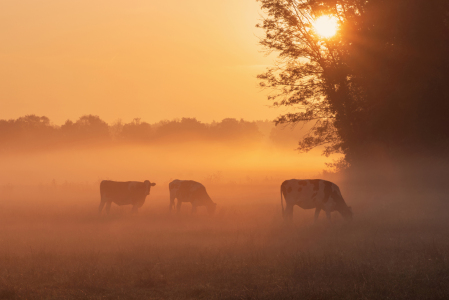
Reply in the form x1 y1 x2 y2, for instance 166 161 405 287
0 115 305 152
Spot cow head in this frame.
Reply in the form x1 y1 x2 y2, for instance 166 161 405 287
207 202 217 215
144 180 156 195
340 206 353 221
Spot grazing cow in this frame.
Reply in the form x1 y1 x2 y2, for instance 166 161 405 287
169 180 216 214
99 180 156 214
281 179 352 222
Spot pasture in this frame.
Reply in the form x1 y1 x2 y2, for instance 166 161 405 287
0 181 448 299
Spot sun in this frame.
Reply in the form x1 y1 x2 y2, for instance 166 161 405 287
313 15 338 38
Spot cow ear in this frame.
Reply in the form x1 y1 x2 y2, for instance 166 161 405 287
151 183 156 186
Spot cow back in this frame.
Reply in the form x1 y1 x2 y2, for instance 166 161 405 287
281 179 348 211
100 180 147 203
177 181 212 204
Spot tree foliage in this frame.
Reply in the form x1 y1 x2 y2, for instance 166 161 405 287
0 115 267 152
61 115 110 143
257 0 449 165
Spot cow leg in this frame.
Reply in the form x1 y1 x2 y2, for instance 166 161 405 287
284 203 294 221
99 200 106 214
314 208 321 222
105 202 112 214
191 203 197 214
169 196 175 212
325 210 332 223
132 205 139 214
176 201 182 213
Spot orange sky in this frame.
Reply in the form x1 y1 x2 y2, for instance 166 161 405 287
0 0 279 125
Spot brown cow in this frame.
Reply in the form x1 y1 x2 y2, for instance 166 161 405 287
281 179 352 222
169 180 216 214
99 180 156 214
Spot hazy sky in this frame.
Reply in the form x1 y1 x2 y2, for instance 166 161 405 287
0 0 279 125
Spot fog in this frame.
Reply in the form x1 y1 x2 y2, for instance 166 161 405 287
1 118 448 299
0 116 331 191
0 140 329 183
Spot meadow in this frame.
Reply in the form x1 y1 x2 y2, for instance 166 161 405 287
0 181 448 300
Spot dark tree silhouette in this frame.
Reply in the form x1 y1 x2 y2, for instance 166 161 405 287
154 118 209 142
0 115 57 151
0 115 288 151
60 115 110 144
120 118 153 143
257 0 449 166
212 118 263 142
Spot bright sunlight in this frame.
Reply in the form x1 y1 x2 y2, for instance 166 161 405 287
313 15 338 38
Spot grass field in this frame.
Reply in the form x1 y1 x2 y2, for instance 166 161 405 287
0 183 448 299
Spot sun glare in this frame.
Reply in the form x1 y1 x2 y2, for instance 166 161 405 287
313 15 338 38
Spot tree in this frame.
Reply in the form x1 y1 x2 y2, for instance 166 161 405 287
211 118 263 142
153 118 209 142
257 0 449 166
60 115 110 143
0 115 57 151
120 118 153 142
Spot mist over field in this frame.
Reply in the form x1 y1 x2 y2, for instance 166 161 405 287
0 115 328 185
1 116 448 299
1 168 449 299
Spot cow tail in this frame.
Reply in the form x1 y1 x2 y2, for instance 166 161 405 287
280 185 284 218
99 181 104 198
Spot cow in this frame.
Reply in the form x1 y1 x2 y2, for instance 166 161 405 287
281 179 352 222
169 180 216 214
99 180 156 214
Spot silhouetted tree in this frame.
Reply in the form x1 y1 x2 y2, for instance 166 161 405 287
120 118 153 142
0 115 299 151
0 115 57 151
211 118 263 142
154 118 209 141
0 119 18 149
60 115 110 144
257 0 449 166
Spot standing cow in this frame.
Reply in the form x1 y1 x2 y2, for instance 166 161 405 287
281 179 352 222
99 180 156 214
169 180 216 214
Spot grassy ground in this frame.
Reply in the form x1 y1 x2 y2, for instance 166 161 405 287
0 184 448 299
